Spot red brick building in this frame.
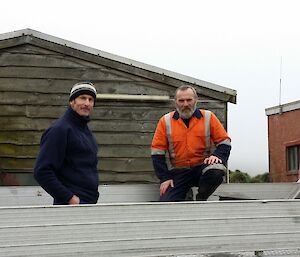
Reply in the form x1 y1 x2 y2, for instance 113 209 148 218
266 100 300 182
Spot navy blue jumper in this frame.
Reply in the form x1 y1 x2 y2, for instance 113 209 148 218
34 107 99 205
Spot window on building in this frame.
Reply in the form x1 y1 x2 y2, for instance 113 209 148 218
287 145 300 172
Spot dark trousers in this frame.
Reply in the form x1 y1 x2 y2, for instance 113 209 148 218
160 164 225 202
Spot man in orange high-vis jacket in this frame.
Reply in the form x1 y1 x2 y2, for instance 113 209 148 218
151 85 231 201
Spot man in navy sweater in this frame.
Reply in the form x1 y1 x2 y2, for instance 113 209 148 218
34 82 99 205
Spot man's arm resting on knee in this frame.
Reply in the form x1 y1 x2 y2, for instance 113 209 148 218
151 154 174 195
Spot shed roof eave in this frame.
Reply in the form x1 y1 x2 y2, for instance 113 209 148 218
0 28 237 103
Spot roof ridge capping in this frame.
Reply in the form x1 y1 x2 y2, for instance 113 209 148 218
0 28 236 103
265 99 300 116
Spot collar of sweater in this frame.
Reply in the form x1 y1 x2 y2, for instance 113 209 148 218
66 107 90 127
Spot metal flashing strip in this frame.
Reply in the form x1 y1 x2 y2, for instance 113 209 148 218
96 94 170 102
265 100 300 116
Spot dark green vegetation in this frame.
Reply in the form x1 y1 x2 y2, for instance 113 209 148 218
229 170 269 183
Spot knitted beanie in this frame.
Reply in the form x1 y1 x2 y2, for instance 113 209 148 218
69 82 97 101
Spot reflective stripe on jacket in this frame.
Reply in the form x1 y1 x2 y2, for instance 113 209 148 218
151 109 231 168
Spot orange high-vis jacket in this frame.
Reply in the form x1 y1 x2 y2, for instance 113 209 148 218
151 109 231 168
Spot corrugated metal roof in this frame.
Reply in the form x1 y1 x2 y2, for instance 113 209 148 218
211 183 300 200
0 183 299 207
0 28 237 103
0 184 160 206
0 200 299 257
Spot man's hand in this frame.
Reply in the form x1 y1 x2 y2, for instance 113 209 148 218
204 155 222 165
68 195 80 205
160 179 174 196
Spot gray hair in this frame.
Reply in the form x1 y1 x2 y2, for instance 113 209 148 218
174 85 198 100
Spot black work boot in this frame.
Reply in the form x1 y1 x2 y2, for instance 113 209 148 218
185 188 194 201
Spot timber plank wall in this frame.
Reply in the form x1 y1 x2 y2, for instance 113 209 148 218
0 42 228 185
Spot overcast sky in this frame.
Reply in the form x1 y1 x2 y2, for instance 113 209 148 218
1 0 300 175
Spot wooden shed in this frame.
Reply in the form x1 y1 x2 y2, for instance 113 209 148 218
0 28 236 186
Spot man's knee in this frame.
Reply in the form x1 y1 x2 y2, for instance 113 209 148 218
196 168 225 201
202 168 225 185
